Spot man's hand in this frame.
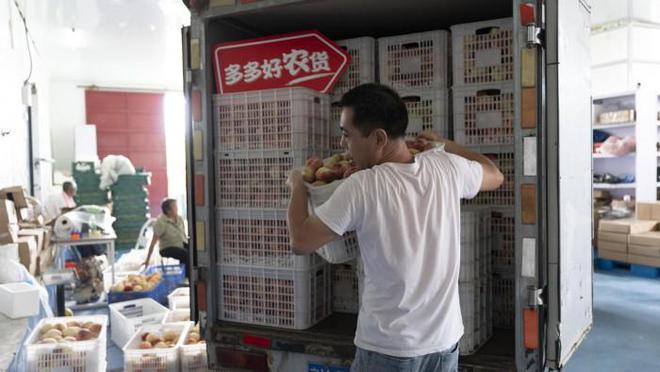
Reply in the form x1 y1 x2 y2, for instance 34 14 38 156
287 168 305 191
418 129 447 144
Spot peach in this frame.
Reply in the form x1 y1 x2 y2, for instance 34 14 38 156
315 167 336 182
302 166 316 183
63 327 80 338
139 341 153 349
305 157 324 172
77 329 95 341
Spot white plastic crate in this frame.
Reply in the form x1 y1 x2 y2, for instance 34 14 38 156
109 298 169 348
331 261 359 314
123 322 191 372
0 282 39 319
215 149 314 209
168 287 190 310
180 324 208 372
491 208 515 273
25 315 108 372
492 271 515 329
401 89 449 138
329 102 344 151
217 208 323 269
162 309 191 324
218 263 331 330
214 88 329 152
332 37 377 97
459 281 477 354
378 30 449 90
307 180 360 264
462 152 514 207
451 18 513 86
453 82 515 147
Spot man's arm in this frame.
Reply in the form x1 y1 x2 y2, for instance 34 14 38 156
420 131 504 191
287 169 340 254
143 235 159 267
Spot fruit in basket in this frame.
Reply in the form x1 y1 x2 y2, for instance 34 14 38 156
63 336 77 342
146 333 162 344
66 321 81 328
305 157 324 172
111 272 161 292
54 323 66 332
62 327 80 338
139 341 154 349
315 167 336 182
87 323 102 335
141 332 150 341
302 166 316 183
77 328 95 341
163 330 178 342
39 338 57 344
39 323 54 334
43 329 63 339
154 341 171 349
323 154 342 168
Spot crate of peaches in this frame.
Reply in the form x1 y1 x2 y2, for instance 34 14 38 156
108 271 165 304
25 315 107 372
180 323 208 372
123 322 191 372
303 136 443 263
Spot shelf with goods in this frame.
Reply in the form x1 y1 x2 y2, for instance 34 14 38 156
592 90 657 201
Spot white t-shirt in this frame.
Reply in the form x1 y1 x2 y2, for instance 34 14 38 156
315 148 483 357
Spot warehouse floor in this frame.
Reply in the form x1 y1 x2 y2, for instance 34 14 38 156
564 271 660 372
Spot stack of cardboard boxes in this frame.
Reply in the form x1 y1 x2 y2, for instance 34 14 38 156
598 201 660 268
0 187 53 276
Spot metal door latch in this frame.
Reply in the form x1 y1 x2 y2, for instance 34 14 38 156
527 25 544 47
527 286 545 307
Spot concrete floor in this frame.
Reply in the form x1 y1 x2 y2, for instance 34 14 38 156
564 271 660 372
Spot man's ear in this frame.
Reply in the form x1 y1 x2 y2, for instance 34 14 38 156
373 128 389 148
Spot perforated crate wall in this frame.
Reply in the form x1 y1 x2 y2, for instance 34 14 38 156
215 150 314 209
491 209 515 273
378 30 449 91
462 152 514 207
217 208 323 269
329 102 344 151
214 88 329 152
218 263 331 329
453 82 514 147
451 18 513 86
331 261 359 314
492 272 514 329
332 37 377 97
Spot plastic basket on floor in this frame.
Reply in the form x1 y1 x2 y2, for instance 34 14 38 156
453 82 515 148
462 152 514 207
451 18 513 86
491 208 515 273
331 261 359 314
168 287 190 310
162 309 191 324
215 149 315 209
123 322 191 372
492 271 515 329
180 324 208 372
213 88 329 152
109 298 169 348
150 264 186 294
218 263 331 330
306 180 360 264
25 315 108 372
378 30 449 91
332 37 377 97
108 272 168 304
217 208 323 269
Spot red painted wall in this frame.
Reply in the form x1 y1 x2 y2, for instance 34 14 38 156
85 90 168 215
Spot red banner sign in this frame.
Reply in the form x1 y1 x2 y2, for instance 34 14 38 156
212 30 351 94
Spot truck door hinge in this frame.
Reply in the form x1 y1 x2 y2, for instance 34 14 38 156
527 286 545 307
526 25 544 47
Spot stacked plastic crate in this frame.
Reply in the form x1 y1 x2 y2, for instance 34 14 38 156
214 88 332 329
111 173 151 251
459 206 493 355
72 162 110 206
327 37 377 314
451 18 515 329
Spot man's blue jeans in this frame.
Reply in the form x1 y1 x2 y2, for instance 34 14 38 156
351 343 459 372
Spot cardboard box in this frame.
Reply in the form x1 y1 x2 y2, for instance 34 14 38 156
598 231 628 243
17 236 38 275
599 249 627 262
17 228 49 252
629 230 660 247
627 253 660 268
628 243 660 258
0 224 18 245
598 219 657 234
653 204 660 221
598 240 627 253
0 200 18 225
636 202 655 220
0 187 28 209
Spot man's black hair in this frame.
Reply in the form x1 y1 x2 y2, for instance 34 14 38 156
63 181 76 192
339 83 408 138
161 198 177 215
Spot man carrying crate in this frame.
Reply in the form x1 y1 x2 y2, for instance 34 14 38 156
287 84 503 372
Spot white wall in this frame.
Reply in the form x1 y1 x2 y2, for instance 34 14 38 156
0 0 52 198
43 0 190 174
